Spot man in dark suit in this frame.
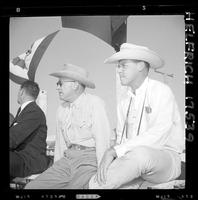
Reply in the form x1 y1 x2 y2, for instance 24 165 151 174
10 80 49 180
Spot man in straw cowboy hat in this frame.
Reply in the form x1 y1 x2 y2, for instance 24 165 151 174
25 63 112 189
89 43 185 189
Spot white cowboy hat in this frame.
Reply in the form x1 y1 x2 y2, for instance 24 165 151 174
104 43 165 69
50 63 95 89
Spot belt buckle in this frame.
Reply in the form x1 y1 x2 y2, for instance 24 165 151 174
70 144 81 150
76 145 81 150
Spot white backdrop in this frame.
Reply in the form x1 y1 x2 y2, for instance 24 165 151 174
10 15 185 140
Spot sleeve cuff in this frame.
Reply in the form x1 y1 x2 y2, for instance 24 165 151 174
113 144 126 158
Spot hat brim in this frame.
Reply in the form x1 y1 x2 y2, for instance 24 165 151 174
104 48 164 69
50 71 95 89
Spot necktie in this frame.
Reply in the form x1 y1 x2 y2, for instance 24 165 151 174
120 97 132 144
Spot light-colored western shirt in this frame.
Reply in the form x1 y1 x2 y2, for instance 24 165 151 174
54 92 112 165
114 77 185 158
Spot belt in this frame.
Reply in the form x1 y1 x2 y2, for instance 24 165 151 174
68 143 95 151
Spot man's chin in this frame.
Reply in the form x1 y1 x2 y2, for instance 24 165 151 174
58 95 64 100
120 82 128 86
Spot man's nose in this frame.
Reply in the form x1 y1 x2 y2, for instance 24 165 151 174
117 67 123 73
56 85 61 90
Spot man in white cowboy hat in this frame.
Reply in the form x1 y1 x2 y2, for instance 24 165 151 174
89 43 185 189
25 63 112 189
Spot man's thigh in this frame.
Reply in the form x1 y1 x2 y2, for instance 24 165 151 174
25 157 71 189
139 147 180 183
68 165 97 189
89 146 180 189
10 151 25 179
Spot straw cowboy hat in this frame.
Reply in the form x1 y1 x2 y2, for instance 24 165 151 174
104 43 165 69
50 63 95 89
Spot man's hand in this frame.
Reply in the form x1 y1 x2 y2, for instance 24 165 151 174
95 147 117 185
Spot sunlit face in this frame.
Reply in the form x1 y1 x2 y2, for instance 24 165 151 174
117 59 139 86
56 78 75 102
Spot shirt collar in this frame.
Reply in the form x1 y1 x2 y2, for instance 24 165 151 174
127 77 149 97
20 100 34 112
70 92 86 108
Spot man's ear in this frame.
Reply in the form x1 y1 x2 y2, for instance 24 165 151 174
20 88 25 96
72 81 79 90
137 61 145 71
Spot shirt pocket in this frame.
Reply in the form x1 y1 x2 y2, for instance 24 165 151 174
70 116 92 141
72 112 92 130
78 118 92 130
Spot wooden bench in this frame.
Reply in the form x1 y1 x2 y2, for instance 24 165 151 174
10 174 40 189
146 180 185 189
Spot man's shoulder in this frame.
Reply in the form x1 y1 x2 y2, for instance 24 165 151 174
23 101 37 112
148 78 175 103
29 102 46 118
149 78 172 93
85 93 105 106
18 102 46 122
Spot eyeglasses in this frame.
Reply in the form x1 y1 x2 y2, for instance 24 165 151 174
117 63 128 71
56 80 75 87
